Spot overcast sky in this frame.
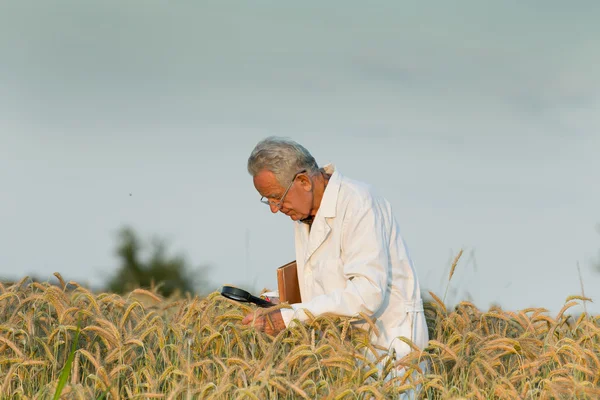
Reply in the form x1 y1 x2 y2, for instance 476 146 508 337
1 1 599 314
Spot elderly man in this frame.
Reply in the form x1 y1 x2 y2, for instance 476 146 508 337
242 136 429 365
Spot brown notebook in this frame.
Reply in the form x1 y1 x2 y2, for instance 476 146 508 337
277 260 302 304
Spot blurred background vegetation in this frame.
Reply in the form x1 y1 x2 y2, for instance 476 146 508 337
0 225 211 299
105 226 210 298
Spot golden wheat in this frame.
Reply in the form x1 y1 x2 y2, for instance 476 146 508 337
0 277 598 399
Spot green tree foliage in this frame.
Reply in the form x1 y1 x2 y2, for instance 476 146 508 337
106 226 209 298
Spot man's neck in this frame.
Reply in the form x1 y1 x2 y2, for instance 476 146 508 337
302 169 331 225
300 215 314 226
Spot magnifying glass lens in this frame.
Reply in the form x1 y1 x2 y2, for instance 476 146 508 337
221 286 274 308
221 286 250 301
224 293 244 301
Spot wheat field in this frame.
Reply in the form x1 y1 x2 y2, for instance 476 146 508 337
0 273 598 399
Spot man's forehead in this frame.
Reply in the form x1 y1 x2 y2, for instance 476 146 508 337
253 170 283 195
254 169 279 184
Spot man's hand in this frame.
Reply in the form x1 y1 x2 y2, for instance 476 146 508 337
242 309 286 336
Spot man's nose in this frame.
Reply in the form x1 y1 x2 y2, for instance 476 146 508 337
269 203 279 213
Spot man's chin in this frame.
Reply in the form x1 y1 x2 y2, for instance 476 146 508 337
284 212 309 222
289 214 305 221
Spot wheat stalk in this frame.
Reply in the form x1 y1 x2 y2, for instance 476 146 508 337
443 249 463 304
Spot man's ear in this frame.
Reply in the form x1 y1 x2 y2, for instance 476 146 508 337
297 174 313 192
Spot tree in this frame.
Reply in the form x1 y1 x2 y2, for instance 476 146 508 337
105 226 209 298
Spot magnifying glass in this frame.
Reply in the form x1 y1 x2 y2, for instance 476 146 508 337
221 286 275 308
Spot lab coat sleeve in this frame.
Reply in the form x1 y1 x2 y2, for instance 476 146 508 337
282 197 389 326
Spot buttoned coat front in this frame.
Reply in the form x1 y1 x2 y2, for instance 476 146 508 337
279 164 429 361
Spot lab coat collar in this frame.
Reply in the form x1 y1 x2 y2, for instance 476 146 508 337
317 163 341 218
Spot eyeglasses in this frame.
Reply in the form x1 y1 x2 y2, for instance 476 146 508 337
260 169 306 210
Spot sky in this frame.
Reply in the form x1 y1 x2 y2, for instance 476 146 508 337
1 1 599 315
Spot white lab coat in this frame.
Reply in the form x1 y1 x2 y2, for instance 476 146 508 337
280 164 429 365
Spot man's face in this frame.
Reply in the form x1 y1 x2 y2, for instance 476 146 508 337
253 169 312 221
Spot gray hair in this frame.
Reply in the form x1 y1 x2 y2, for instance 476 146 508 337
247 136 320 185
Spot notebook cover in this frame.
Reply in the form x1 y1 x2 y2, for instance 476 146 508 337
277 260 302 304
